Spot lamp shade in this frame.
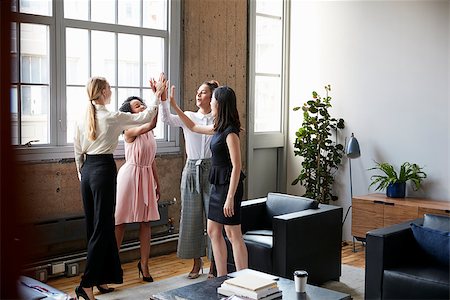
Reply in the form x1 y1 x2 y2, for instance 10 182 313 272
346 133 360 159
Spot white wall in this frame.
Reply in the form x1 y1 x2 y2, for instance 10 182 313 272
287 0 450 241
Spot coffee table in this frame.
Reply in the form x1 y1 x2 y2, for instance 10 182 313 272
150 275 351 300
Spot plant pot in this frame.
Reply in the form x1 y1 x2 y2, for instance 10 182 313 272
386 182 406 198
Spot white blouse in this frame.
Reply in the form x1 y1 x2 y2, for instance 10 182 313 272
74 96 159 175
160 100 214 160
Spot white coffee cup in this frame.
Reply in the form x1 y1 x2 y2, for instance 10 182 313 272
294 270 308 293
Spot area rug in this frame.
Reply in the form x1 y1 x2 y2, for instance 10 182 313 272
98 265 364 300
322 265 365 300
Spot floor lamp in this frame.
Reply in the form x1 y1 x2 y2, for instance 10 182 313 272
345 133 360 252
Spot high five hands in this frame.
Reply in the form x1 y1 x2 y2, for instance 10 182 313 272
149 73 167 100
157 79 176 108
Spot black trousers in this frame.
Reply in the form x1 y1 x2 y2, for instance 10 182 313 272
80 154 123 287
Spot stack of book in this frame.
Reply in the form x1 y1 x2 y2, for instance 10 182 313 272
218 273 282 300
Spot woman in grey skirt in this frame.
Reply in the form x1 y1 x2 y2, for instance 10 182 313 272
158 79 218 279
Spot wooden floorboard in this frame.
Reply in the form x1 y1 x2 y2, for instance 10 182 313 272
46 241 366 297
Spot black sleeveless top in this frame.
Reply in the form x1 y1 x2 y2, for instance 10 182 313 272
209 126 245 185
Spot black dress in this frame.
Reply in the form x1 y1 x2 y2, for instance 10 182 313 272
208 126 245 225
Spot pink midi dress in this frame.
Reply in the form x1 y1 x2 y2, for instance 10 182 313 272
115 131 160 225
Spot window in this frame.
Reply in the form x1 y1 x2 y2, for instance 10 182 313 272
11 0 181 160
250 0 285 133
246 0 289 197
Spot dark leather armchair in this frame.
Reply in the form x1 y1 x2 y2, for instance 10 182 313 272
226 192 343 284
365 214 450 300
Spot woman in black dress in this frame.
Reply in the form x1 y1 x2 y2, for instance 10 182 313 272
165 85 247 277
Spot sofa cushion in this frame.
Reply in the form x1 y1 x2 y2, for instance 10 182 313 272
245 230 272 237
410 223 450 266
243 233 272 248
266 193 319 218
383 267 449 300
424 214 450 232
243 234 273 274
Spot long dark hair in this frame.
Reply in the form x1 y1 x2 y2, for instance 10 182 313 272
119 96 144 113
213 86 241 133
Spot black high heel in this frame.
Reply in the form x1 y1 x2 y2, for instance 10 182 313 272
96 285 114 293
137 260 154 282
75 286 97 300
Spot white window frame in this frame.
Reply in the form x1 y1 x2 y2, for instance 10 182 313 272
247 0 290 197
248 0 289 137
11 0 181 161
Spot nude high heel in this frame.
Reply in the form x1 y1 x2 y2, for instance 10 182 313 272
188 258 204 279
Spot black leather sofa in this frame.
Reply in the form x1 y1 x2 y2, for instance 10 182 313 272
225 192 343 284
365 214 450 300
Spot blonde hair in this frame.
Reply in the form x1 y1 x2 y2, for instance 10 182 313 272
85 77 108 141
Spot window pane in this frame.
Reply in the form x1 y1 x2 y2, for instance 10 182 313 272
143 36 164 82
117 88 140 107
20 23 49 84
11 86 19 145
143 0 167 30
256 0 282 17
143 88 163 139
67 87 117 140
64 0 88 20
255 16 282 74
254 76 281 132
91 31 116 85
118 0 141 27
66 86 87 143
91 0 115 24
106 88 117 112
20 0 52 16
118 34 140 87
11 23 18 83
21 85 49 144
66 28 88 85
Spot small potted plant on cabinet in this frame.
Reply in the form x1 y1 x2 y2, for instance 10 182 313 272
368 161 427 198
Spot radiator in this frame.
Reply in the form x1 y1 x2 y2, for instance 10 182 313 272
23 199 176 281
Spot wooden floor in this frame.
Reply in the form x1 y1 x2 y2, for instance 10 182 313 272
47 241 366 297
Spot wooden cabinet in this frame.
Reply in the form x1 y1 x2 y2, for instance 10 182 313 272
352 193 450 240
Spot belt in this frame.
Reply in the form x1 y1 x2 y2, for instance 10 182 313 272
191 158 211 194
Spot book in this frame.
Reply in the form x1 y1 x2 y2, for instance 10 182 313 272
228 269 279 281
218 287 282 300
218 282 280 299
224 274 278 291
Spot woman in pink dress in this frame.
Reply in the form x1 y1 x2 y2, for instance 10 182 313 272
115 96 160 282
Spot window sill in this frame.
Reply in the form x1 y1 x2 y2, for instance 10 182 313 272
14 141 181 163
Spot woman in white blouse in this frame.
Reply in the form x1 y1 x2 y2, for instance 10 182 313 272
159 80 218 279
73 76 165 300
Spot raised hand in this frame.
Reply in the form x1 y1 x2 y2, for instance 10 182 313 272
149 78 157 93
169 85 176 106
149 72 166 98
161 81 168 101
155 76 167 99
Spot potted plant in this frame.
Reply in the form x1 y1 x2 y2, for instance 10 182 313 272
291 85 345 204
368 161 427 198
